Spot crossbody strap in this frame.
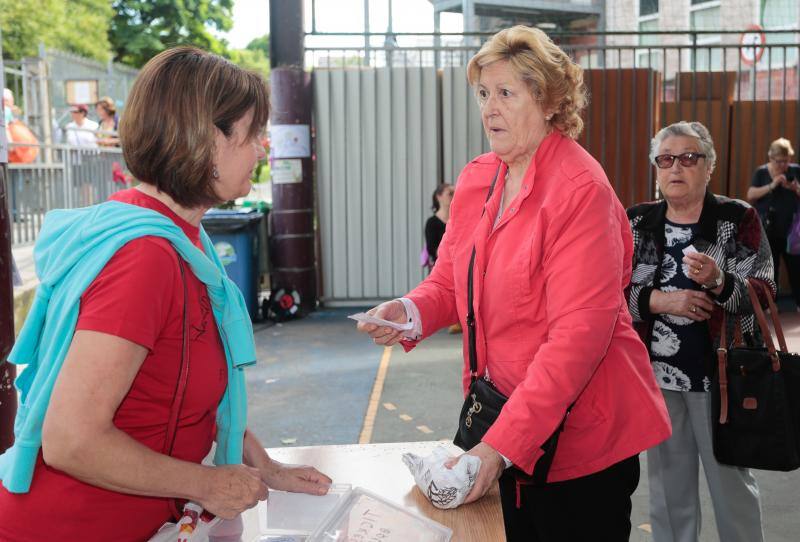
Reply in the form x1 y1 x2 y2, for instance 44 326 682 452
466 164 573 483
163 257 190 519
467 164 503 380
163 258 190 456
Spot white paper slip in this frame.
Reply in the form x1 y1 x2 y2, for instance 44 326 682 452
348 312 414 331
682 244 699 255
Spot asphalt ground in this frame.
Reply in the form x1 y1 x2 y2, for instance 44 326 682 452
248 307 800 542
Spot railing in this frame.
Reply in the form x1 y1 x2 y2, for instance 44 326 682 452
306 29 800 200
6 144 128 245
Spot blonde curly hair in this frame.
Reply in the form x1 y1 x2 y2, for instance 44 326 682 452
466 26 587 139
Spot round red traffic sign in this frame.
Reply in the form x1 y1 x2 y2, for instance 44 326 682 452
740 24 766 65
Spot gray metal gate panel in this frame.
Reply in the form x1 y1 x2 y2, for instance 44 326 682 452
441 66 489 184
315 67 440 304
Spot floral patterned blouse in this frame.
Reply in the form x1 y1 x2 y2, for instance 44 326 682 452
648 220 713 391
625 191 776 393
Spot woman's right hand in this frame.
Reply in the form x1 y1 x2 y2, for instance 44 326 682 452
650 289 714 321
772 174 788 189
199 464 268 519
356 300 408 346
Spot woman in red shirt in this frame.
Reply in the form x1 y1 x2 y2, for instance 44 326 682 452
0 47 331 541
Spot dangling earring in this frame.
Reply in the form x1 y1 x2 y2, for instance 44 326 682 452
212 166 219 179
545 114 553 121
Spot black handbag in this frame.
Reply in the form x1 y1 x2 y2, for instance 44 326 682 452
711 279 800 471
452 165 570 485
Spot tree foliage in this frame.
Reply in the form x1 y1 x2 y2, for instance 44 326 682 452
109 0 234 67
0 0 263 77
0 0 113 61
228 35 270 78
246 35 269 56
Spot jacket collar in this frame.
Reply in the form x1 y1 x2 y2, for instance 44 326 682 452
637 190 718 245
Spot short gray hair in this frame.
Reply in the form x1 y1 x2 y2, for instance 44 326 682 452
649 121 716 173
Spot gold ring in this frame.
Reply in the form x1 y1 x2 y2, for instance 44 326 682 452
699 263 704 270
693 268 700 275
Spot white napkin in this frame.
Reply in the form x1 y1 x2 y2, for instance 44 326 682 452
402 445 481 509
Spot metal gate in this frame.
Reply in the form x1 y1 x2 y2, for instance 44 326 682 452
314 67 440 305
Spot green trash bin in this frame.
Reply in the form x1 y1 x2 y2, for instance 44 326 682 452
201 208 264 320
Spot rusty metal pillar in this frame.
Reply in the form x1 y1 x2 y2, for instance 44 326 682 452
0 38 17 453
268 0 317 314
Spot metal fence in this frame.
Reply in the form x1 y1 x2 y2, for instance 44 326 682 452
309 29 800 303
3 48 138 147
6 144 128 245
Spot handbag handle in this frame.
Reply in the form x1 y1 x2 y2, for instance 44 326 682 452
466 164 503 380
750 280 787 352
717 278 780 424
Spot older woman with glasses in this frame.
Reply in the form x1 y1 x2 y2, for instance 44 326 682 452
747 137 800 310
626 121 773 542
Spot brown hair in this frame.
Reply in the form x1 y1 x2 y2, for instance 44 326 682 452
431 183 452 212
769 137 795 158
96 96 116 117
467 26 587 139
120 46 270 208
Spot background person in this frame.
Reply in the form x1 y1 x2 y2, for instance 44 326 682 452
64 103 99 147
4 87 17 124
425 183 461 333
626 121 772 542
95 96 120 147
0 46 331 541
424 183 455 267
746 137 800 310
357 26 670 541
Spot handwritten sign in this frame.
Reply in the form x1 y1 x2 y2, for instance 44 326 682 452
314 489 451 542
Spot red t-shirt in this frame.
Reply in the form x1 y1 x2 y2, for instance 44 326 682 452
0 189 228 541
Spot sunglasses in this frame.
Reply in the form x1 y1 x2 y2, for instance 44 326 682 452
654 152 706 169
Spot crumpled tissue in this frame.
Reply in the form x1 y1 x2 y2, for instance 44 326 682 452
402 445 481 509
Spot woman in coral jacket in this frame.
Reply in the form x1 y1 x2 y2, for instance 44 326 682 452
357 26 670 541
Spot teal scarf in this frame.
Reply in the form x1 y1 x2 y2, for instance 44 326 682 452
0 201 255 493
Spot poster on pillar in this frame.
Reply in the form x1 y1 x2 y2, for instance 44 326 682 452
271 124 311 159
272 159 303 184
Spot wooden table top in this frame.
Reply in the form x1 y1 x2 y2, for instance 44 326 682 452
239 441 506 542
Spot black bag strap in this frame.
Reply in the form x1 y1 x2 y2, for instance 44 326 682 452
465 164 571 484
467 164 503 381
163 258 190 456
163 257 190 519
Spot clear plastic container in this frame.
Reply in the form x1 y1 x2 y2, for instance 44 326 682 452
308 487 452 542
258 484 352 540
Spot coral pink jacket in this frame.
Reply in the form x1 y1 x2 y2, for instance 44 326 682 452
403 132 671 482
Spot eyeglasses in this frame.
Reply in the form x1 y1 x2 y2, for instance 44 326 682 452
654 152 706 169
770 156 789 165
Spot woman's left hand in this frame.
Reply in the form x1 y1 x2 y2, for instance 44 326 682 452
683 252 721 289
445 442 505 504
259 460 333 496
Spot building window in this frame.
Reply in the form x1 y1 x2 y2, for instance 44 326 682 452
640 0 658 17
762 0 798 68
690 1 721 70
636 8 662 70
